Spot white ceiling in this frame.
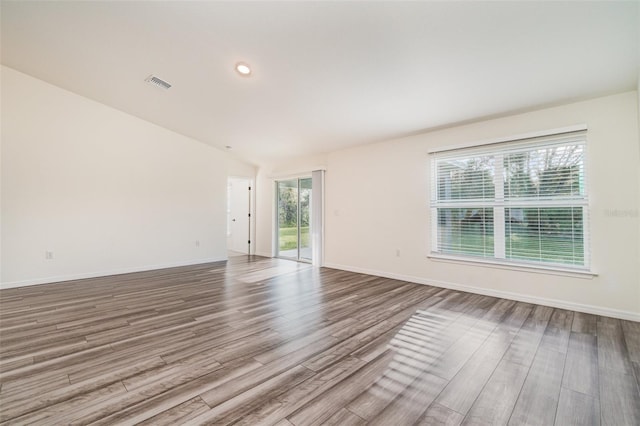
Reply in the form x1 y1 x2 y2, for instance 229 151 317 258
1 1 638 165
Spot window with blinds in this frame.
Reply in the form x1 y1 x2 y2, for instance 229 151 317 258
430 130 589 270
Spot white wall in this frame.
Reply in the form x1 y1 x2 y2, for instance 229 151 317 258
1 66 253 287
324 92 640 320
255 167 275 257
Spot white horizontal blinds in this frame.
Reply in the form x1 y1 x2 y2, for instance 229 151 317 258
504 142 585 201
504 207 585 266
437 208 495 258
434 155 496 258
436 155 495 203
502 140 587 266
431 130 589 270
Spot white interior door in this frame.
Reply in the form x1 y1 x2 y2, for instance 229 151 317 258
228 177 250 254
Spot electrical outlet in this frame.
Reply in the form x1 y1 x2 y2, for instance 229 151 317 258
45 251 54 260
195 240 200 247
396 249 400 257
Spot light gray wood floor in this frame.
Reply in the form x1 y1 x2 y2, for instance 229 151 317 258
1 256 639 425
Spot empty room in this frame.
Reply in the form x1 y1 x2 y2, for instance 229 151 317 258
1 1 639 425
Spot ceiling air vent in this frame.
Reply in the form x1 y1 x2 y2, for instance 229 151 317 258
144 75 172 90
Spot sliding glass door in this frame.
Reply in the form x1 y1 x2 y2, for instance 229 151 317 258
277 178 312 262
299 178 312 261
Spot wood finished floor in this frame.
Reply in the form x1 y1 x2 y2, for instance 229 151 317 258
1 256 639 425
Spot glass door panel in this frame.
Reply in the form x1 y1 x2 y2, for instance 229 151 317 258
276 177 312 262
277 179 299 259
299 178 312 261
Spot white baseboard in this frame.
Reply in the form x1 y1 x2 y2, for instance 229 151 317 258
323 262 640 322
0 257 227 290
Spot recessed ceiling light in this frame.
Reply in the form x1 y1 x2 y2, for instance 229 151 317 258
235 62 252 77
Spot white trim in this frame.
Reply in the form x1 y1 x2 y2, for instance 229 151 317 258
427 253 595 278
493 154 506 259
427 124 587 154
323 262 639 322
0 257 226 289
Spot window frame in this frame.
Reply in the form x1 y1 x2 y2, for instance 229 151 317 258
429 127 594 275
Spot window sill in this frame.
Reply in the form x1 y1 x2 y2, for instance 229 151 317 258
427 253 597 279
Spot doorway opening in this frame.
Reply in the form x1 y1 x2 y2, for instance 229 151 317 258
276 177 312 262
227 177 251 256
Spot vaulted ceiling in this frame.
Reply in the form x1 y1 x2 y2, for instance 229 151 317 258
2 1 638 165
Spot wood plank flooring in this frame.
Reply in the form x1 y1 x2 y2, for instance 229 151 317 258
1 256 639 425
